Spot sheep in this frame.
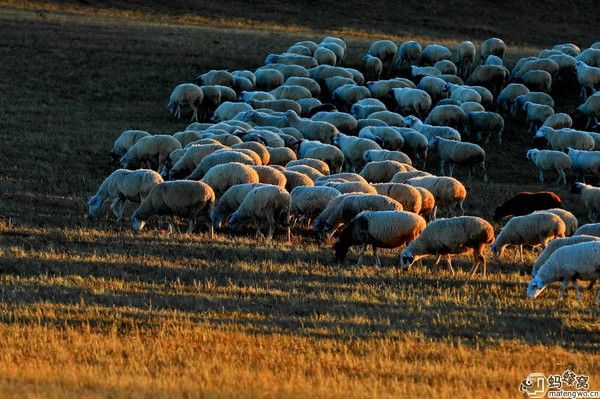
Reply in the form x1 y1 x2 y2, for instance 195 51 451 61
420 44 452 66
167 83 203 122
390 88 432 118
411 65 442 79
523 103 555 133
571 182 600 222
228 185 291 241
290 185 341 227
264 53 317 69
484 55 503 66
320 194 403 234
241 90 277 103
232 70 256 86
567 147 600 182
518 70 552 92
160 148 188 179
201 162 260 197
281 110 338 144
324 76 356 95
250 165 287 188
334 210 426 266
242 129 286 148
293 40 318 52
414 186 437 221
111 130 151 162
433 60 456 76
286 158 330 175
87 169 163 223
428 136 488 181
528 241 600 300
366 111 405 127
575 223 600 237
359 160 413 183
286 165 324 181
367 78 414 101
254 68 285 91
362 54 383 81
363 149 412 166
172 130 203 147
346 68 365 86
351 103 387 120
368 40 397 74
535 126 594 151
576 60 600 99
447 84 482 103
210 183 267 229
168 143 228 180
287 44 312 56
403 115 461 142
356 118 388 130
233 76 254 93
311 111 357 134
195 70 234 87
358 126 405 150
496 83 530 115
539 208 578 237
250 99 302 114
576 48 600 67
120 135 182 171
282 170 314 191
526 149 571 185
465 111 505 144
314 46 337 66
512 58 559 80
416 76 449 102
400 216 494 276
298 140 344 173
493 191 562 222
438 75 465 86
195 85 221 121
208 133 244 147
466 65 507 95
480 38 506 61
574 92 600 129
266 146 297 166
390 171 432 184
397 40 422 69
391 128 428 164
269 85 312 101
491 211 566 262
333 132 381 171
309 65 353 85
405 175 466 217
131 180 215 236
543 113 573 129
424 104 467 130
512 92 555 115
553 43 581 57
437 99 462 107
531 235 600 276
319 41 345 65
372 183 422 214
460 102 485 113
299 98 325 116
315 173 368 185
323 181 377 195
284 76 321 97
232 141 270 165
456 41 476 77
332 84 372 111
187 150 255 180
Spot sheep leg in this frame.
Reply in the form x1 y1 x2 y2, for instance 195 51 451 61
539 170 545 184
434 255 442 265
190 106 198 123
559 279 569 299
208 223 214 239
176 104 181 120
356 242 367 266
286 226 291 243
519 245 524 263
110 198 123 221
186 219 196 234
588 279 596 290
439 160 445 176
481 164 488 182
446 256 455 275
373 246 381 267
468 259 479 277
572 279 582 300
457 200 465 216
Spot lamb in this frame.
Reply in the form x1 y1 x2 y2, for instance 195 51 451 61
531 235 600 276
523 103 555 132
210 183 267 229
571 182 600 222
456 41 476 78
526 149 572 185
480 38 506 61
372 183 422 214
424 105 467 130
466 65 507 95
311 111 357 134
285 110 338 143
575 60 600 99
287 44 312 56
403 115 462 141
420 44 452 66
167 83 204 122
363 149 412 166
535 126 594 151
332 84 372 111
168 143 228 180
266 146 297 166
359 160 413 183
334 210 426 266
286 158 330 175
254 68 285 91
528 241 600 300
201 162 260 197
333 133 381 171
131 180 215 236
187 150 256 180
120 135 182 171
111 130 151 162
491 211 566 262
512 92 555 117
390 88 432 118
397 40 422 68
298 140 344 173
358 126 405 151
323 181 376 195
367 40 397 75
286 165 324 181
465 111 505 144
362 54 383 81
290 185 341 226
399 216 494 276
405 175 467 217
228 185 291 242
493 191 563 222
87 169 163 222
232 141 270 165
567 148 600 182
320 194 403 233
554 43 581 57
314 46 337 66
428 136 487 181
543 113 573 129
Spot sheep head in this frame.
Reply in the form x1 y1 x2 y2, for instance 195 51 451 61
87 195 103 219
399 250 415 270
131 215 145 231
527 276 546 298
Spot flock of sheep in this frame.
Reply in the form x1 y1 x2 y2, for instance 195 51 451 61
88 36 600 303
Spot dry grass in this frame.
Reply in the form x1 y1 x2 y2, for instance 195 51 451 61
0 2 599 398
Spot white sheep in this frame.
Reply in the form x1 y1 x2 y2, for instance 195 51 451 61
424 104 467 130
540 208 578 237
298 140 344 173
132 180 215 236
519 70 552 92
575 223 600 237
315 173 368 185
359 160 413 183
403 115 461 142
543 113 573 129
390 88 432 118
465 111 505 144
428 136 487 181
571 182 600 222
526 149 572 185
211 102 252 122
250 165 287 188
267 146 297 166
410 65 442 79
168 143 227 180
311 111 357 134
254 68 285 91
333 133 381 171
416 76 449 102
282 170 314 191
420 44 452 66
456 41 476 77
314 46 337 66
448 84 481 103
309 65 353 85
120 135 182 171
372 183 422 214
496 83 530 115
574 92 600 129
269 84 312 101
460 102 485 113
286 158 330 175
232 141 270 165
531 235 600 276
285 110 338 143
434 60 457 75
347 67 367 84
264 53 317 68
397 40 422 68
368 40 397 74
512 58 559 80
535 126 594 151
111 130 151 161
392 128 428 165
528 241 600 300
400 216 495 276
195 70 234 87
290 185 341 227
466 65 507 95
523 102 555 132
567 148 600 182
366 111 405 127
363 149 412 166
362 54 383 81
367 78 414 100
228 185 291 241
332 84 372 111
333 210 426 266
576 60 600 99
286 165 323 181
285 76 321 97
167 83 203 122
358 126 405 150
187 150 256 180
210 183 267 229
491 211 566 262
405 175 466 217
480 38 506 61
241 90 277 103
201 162 260 197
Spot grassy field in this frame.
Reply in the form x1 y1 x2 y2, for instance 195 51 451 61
0 1 599 398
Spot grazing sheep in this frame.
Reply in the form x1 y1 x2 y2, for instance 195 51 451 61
320 41 345 65
466 65 507 95
160 148 188 179
320 194 403 233
367 111 406 127
314 46 337 65
512 92 555 118
567 147 600 182
356 118 388 130
528 241 600 300
535 126 594 151
460 102 485 113
315 173 368 185
187 150 255 180
241 90 276 103
428 136 488 181
400 216 494 276
298 140 344 173
576 48 600 67
362 54 383 81
512 58 559 80
526 149 572 185
571 182 600 222
539 208 578 237
434 60 457 75
285 110 339 143
167 83 204 122
574 223 600 238
132 180 215 236
397 40 422 68
465 111 505 144
300 99 326 116
368 40 397 74
287 158 330 175
334 133 381 171
411 65 442 79
480 38 506 61
168 143 228 180
391 128 428 164
491 211 566 262
334 210 426 266
311 111 357 134
201 162 260 197
286 165 324 181
210 183 267 229
358 126 405 151
265 53 317 69
493 191 562 222
448 84 481 103
390 88 432 118
574 92 600 129
403 115 462 141
372 183 422 214
359 160 413 183
364 149 412 166
417 76 449 102
250 165 287 188
519 70 552 92
576 60 600 99
172 131 203 147
254 68 285 91
111 130 151 162
309 65 353 86
290 185 341 226
323 181 376 195
543 113 573 129
496 83 530 115
282 170 314 191
420 44 452 66
251 99 302 114
120 135 182 171
424 104 467 130
87 169 163 222
332 84 372 111
233 76 254 93
405 175 466 216
522 103 554 132
390 171 432 183
195 70 234 87
367 78 414 101
227 185 291 241
414 186 437 221
267 146 297 166
232 141 270 165
484 55 503 66
456 41 476 77
269 84 312 101
531 235 600 276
